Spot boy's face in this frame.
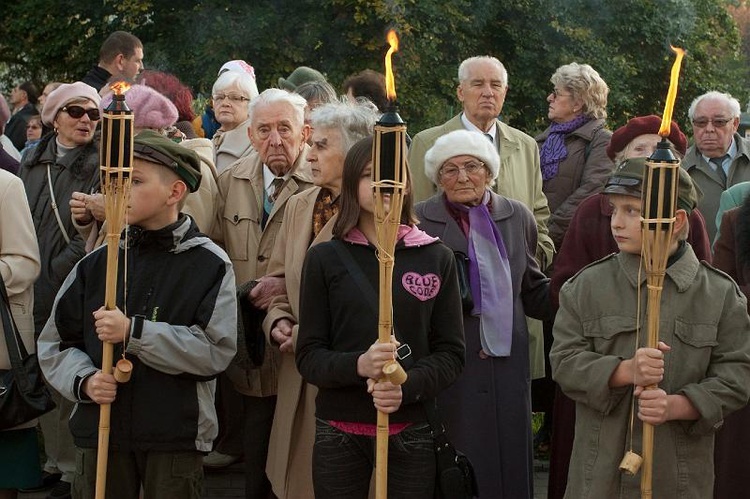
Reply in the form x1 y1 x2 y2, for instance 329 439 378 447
609 193 643 255
127 158 181 230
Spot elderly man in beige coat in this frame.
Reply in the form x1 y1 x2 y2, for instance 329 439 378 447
408 55 554 379
211 88 313 499
260 102 377 499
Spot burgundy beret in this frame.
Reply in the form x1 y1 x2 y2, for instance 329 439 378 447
606 115 687 161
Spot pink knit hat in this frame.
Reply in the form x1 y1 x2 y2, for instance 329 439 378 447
101 84 178 130
218 60 256 79
41 81 101 127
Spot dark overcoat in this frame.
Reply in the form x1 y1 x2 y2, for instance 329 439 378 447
415 191 551 499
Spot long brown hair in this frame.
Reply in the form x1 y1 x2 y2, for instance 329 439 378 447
333 136 417 238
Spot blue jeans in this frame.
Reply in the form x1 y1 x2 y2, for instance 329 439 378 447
312 418 436 499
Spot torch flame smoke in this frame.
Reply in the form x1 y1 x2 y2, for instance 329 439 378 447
110 81 131 96
659 46 686 136
385 30 399 101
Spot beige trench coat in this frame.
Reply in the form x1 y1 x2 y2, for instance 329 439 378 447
262 187 335 499
0 169 41 430
212 146 313 397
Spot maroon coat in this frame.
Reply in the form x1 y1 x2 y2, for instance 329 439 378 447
711 202 750 499
546 191 713 499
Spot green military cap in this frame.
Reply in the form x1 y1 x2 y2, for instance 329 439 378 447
604 157 700 214
133 130 202 192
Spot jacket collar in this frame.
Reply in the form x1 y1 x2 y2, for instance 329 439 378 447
229 144 312 184
617 243 700 292
684 133 750 170
343 224 438 247
124 215 196 252
535 118 605 143
418 190 515 224
216 117 253 158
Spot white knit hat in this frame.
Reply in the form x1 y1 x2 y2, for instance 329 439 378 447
423 130 500 186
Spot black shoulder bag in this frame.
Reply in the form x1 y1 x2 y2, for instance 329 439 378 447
453 251 474 312
330 240 478 498
0 275 55 430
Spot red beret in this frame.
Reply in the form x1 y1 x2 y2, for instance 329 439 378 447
606 115 687 161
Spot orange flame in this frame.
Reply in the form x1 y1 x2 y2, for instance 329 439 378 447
385 30 399 101
659 46 686 136
110 81 131 96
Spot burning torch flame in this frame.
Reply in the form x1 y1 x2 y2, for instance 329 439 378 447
110 81 131 96
385 30 399 101
659 46 686 136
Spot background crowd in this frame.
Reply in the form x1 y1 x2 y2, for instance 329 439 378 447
2 23 750 499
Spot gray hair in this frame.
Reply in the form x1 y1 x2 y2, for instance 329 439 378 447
248 88 308 127
294 80 338 105
458 56 508 87
212 70 259 111
551 62 609 120
309 101 378 153
688 91 741 120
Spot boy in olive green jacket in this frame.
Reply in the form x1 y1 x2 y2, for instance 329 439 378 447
551 157 750 499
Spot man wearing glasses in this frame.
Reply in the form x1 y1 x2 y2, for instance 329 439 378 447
681 91 750 241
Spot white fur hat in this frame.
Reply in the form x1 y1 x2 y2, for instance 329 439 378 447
423 130 500 186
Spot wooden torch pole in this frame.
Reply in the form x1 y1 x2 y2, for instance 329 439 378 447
372 108 408 499
639 142 679 499
95 83 134 499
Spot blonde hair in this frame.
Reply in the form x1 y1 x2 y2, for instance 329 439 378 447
551 63 609 119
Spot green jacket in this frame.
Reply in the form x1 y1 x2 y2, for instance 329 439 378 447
551 246 750 498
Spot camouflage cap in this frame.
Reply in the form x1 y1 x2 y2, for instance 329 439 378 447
604 157 700 213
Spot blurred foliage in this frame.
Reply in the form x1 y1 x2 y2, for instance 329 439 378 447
0 0 745 135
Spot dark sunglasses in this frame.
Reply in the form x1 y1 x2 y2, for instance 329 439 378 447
62 105 100 121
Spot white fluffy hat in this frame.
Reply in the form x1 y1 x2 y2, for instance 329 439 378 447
423 130 500 186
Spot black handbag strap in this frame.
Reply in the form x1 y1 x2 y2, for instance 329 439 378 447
330 240 379 317
0 272 31 380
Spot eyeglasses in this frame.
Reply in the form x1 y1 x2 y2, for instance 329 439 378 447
26 123 42 129
212 94 251 103
551 88 572 99
692 117 733 129
439 161 486 179
62 106 100 121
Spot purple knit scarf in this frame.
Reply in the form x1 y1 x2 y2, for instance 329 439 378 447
449 191 514 357
539 115 589 181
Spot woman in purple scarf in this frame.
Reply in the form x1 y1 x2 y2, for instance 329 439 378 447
532 62 614 456
415 129 552 498
535 63 614 250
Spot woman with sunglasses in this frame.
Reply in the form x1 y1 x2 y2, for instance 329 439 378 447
17 81 102 498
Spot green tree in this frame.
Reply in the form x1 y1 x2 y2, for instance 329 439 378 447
0 0 743 135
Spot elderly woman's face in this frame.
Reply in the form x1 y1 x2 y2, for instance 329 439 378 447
213 83 250 130
623 134 662 159
438 154 490 206
53 99 99 147
547 86 581 124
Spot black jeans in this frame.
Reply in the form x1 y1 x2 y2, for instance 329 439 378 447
312 418 435 499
